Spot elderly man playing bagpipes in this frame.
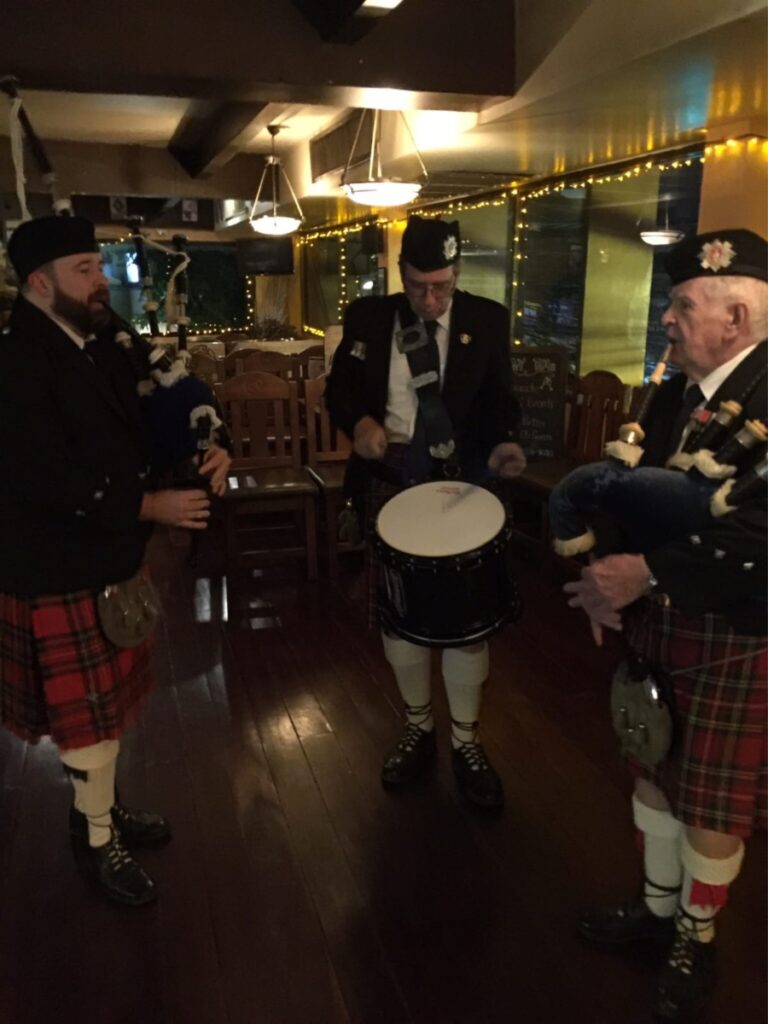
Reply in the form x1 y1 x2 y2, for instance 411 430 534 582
0 216 230 907
559 229 767 1022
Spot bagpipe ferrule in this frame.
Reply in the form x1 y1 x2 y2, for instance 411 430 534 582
618 421 646 447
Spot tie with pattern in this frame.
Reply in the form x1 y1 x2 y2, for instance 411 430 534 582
668 382 704 453
403 320 440 485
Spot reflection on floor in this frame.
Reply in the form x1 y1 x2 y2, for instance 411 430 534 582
0 528 764 1024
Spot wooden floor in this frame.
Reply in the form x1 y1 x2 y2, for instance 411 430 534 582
0 529 765 1024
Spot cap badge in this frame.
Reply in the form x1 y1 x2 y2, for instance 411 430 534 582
442 235 458 261
698 239 736 273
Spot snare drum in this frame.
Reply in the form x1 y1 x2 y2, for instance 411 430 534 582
374 481 519 647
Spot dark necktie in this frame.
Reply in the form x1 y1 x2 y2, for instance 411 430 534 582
668 382 704 452
403 320 440 485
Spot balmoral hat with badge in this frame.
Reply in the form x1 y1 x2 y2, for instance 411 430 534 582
665 228 767 284
399 215 461 271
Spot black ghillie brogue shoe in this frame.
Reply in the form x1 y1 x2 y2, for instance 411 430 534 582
70 804 171 849
578 895 678 947
381 725 436 786
451 741 503 809
74 829 158 907
653 926 716 1021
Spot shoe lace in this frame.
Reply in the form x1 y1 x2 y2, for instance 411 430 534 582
667 931 698 976
105 831 134 871
667 908 713 976
456 741 489 772
397 723 430 753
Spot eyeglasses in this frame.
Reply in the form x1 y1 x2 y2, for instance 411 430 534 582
402 276 456 298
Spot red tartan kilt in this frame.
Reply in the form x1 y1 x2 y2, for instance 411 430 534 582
0 587 154 752
625 598 767 837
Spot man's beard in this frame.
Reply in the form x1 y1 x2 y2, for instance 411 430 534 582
51 286 111 335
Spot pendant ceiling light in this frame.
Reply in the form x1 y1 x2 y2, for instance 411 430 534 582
640 204 684 247
341 109 427 207
250 125 305 236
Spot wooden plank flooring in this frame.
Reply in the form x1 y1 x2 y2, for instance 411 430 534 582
0 529 764 1024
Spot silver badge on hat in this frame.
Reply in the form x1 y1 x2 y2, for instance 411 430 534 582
443 235 458 261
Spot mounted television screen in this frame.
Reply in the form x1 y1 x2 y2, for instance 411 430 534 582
236 237 294 275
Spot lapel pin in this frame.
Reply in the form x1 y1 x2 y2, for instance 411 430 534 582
459 333 472 345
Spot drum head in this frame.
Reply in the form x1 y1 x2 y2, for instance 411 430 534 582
376 481 505 557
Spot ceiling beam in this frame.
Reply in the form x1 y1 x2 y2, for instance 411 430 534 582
0 0 515 101
168 100 272 178
0 139 266 201
290 0 403 44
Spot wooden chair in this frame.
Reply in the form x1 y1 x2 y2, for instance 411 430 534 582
189 351 222 386
508 369 631 546
215 371 318 580
294 344 326 380
303 373 357 577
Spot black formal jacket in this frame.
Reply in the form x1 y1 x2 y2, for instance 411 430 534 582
642 343 767 635
0 298 152 596
325 290 520 487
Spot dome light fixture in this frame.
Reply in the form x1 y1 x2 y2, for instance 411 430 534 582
341 108 427 208
250 125 305 236
640 205 684 247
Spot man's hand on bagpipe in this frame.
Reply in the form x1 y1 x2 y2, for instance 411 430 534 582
563 553 648 645
196 444 230 497
141 489 211 530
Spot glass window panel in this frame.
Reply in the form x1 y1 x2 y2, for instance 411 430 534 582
455 203 511 307
512 189 588 369
343 227 387 304
644 156 703 380
302 238 341 329
102 241 246 332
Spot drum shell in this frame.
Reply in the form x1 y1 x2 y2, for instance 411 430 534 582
374 525 517 647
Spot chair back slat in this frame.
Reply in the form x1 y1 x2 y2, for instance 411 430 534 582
222 348 296 379
304 374 351 468
215 371 299 468
294 344 325 380
569 370 626 462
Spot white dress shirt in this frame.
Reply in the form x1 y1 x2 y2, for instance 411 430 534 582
384 302 452 443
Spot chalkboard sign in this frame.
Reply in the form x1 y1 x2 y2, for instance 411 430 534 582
509 346 568 460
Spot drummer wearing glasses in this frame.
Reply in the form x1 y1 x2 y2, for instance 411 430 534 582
326 215 526 808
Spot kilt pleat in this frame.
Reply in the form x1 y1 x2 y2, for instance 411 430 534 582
0 588 153 752
625 598 767 837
